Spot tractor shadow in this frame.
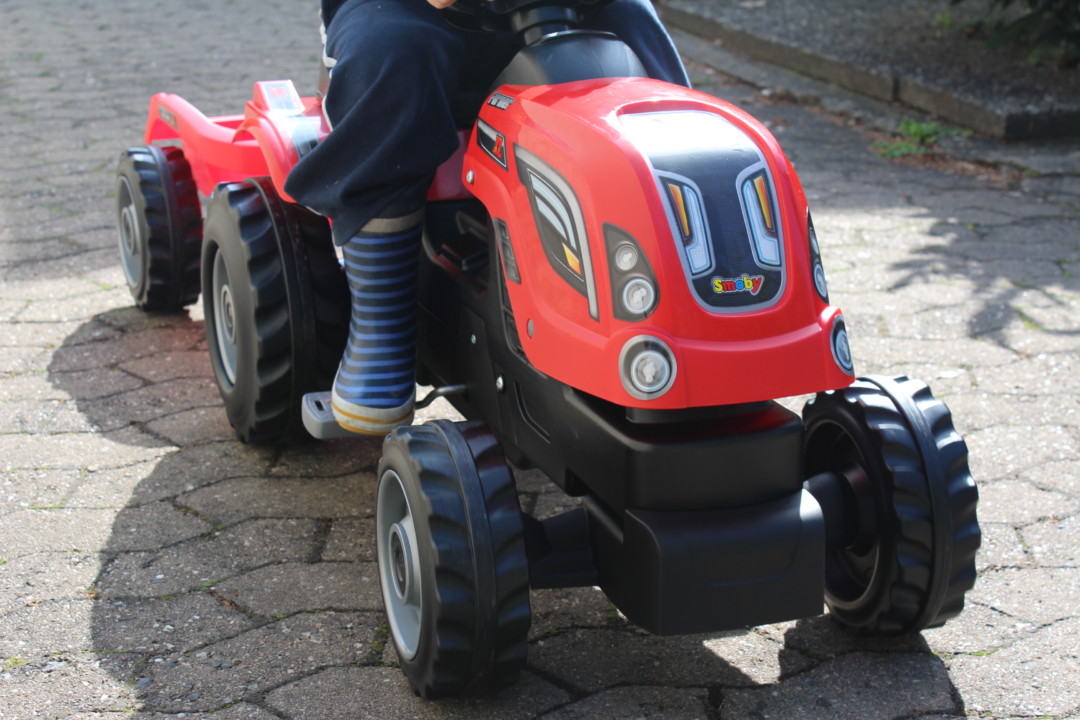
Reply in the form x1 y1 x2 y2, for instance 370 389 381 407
48 306 962 718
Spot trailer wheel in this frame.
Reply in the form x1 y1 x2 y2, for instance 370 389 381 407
376 420 531 698
116 145 202 311
200 177 348 443
802 376 980 633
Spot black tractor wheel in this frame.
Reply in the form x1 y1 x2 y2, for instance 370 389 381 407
376 420 532 698
200 177 348 444
116 145 202 311
802 375 980 633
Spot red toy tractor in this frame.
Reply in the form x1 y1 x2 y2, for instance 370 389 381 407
115 0 980 699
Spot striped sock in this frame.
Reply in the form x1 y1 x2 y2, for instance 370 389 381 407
331 226 422 435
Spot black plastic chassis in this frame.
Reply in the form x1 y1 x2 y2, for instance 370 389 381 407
416 201 825 635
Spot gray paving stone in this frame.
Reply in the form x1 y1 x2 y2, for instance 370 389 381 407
105 501 214 553
539 685 711 719
1023 515 1080 567
264 666 569 720
138 612 379 712
977 523 1030 571
851 335 1014 371
0 399 99 434
976 479 1077 525
15 285 131 323
973 353 1080 397
1 345 53 376
76 378 224 432
751 615 925 661
965 424 1078 483
61 704 282 720
121 444 277 508
266 438 383 479
0 427 171 473
214 562 382 616
529 627 795 692
529 585 616 639
38 367 146 402
1017 458 1079 497
0 550 99 609
91 593 257 656
145 406 238 448
920 602 1035 656
530 486 584 521
0 652 141 718
948 391 1080 433
0 466 83 515
0 371 71 403
119 352 214 384
95 519 322 599
718 652 958 720
320 517 376 563
948 617 1080 718
46 326 205 374
0 508 117 555
0 599 93 658
969 567 1080 625
62 461 158 510
179 475 374 527
0 319 88 348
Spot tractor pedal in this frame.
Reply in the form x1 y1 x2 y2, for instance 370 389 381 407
301 391 355 440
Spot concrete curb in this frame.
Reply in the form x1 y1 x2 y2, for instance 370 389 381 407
661 0 1080 141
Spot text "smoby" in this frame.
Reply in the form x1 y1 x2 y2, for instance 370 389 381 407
712 274 764 296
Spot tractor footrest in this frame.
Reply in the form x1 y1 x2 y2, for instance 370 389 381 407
301 392 356 440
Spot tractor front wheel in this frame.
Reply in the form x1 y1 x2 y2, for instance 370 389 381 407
803 375 980 633
376 420 532 698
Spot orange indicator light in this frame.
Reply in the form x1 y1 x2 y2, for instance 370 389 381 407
666 182 692 239
563 244 583 276
753 175 775 233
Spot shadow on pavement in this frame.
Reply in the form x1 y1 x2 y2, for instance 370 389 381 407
43 303 967 716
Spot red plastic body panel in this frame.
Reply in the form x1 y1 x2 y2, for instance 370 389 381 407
143 77 851 409
145 80 473 205
145 80 328 201
462 77 853 409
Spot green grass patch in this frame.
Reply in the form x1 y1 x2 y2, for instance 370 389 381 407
873 117 971 157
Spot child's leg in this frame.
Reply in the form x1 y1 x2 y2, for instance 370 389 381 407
284 0 464 242
284 1 464 434
586 0 691 87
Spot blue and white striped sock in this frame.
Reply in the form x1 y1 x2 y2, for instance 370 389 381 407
331 225 422 435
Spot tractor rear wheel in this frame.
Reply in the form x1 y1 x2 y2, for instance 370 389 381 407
115 145 202 311
200 177 348 443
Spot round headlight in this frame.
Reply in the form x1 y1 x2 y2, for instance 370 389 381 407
630 350 671 394
622 277 656 316
614 243 638 272
619 336 677 400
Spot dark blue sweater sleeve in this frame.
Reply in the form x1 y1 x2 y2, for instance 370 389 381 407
322 0 346 25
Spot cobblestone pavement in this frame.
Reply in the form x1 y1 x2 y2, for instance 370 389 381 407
2 1 1078 718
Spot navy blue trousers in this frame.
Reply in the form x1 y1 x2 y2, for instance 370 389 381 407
284 0 690 243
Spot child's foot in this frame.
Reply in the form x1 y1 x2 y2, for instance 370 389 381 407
331 382 414 436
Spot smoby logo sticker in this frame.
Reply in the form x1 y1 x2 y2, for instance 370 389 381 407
712 274 764 296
